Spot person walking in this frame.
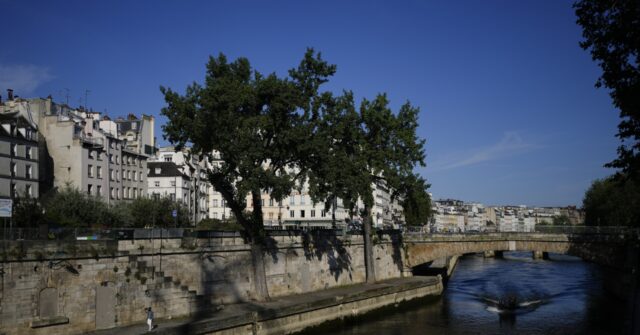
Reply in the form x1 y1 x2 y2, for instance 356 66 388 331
146 307 154 331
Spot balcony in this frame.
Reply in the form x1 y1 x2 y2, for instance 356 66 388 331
73 131 104 148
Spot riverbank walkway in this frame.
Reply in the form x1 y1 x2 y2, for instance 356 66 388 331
88 276 441 335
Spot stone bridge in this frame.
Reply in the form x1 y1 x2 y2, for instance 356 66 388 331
400 232 639 272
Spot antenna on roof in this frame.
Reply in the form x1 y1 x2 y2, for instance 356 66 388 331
59 88 70 105
84 89 91 109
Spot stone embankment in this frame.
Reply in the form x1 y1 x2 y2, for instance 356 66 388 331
89 276 442 335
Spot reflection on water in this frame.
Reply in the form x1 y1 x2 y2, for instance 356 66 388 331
302 252 627 335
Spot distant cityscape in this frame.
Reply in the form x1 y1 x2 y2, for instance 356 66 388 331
430 198 584 233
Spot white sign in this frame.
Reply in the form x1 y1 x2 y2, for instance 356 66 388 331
0 199 12 218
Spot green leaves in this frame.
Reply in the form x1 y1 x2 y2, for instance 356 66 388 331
575 0 640 176
161 48 337 238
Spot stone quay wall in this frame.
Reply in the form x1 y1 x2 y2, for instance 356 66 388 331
0 232 405 335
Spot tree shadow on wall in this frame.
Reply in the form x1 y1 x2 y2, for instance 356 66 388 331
381 230 405 273
301 230 352 281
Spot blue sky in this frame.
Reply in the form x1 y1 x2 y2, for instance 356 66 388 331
0 1 619 206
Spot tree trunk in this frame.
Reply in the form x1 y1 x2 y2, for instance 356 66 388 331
249 190 270 301
362 204 376 283
250 241 270 301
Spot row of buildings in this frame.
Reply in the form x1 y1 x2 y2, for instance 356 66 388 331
0 92 405 229
430 198 585 233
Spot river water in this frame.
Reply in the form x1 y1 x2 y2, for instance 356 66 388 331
304 252 629 335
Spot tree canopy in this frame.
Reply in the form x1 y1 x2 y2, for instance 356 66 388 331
575 0 640 177
307 91 428 283
160 49 338 300
583 176 640 227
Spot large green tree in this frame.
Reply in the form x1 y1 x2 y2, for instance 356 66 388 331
309 92 426 283
160 49 335 300
583 176 640 227
397 174 432 226
575 0 640 176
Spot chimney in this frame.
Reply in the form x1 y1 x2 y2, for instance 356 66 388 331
7 89 14 101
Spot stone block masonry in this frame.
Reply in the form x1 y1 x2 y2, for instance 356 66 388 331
0 233 406 335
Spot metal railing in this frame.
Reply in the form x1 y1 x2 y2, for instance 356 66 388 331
0 225 345 241
0 225 637 241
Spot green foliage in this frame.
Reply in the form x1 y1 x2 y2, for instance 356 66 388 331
41 186 110 227
583 176 640 227
160 48 336 242
12 184 192 228
124 197 191 227
12 194 45 228
552 215 571 226
196 218 242 231
398 175 432 226
575 0 640 176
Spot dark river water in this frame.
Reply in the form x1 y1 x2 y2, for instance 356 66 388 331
304 252 629 335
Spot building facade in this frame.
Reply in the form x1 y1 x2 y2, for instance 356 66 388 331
0 91 39 200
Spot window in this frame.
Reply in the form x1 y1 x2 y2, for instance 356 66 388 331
154 168 161 174
154 181 160 187
133 188 138 198
26 184 32 197
222 199 226 207
300 210 305 218
121 170 125 179
10 183 16 198
116 188 120 200
26 146 32 159
300 195 305 205
139 172 143 181
97 185 102 196
109 154 114 163
88 184 93 195
10 143 17 157
116 155 119 164
10 163 16 177
133 171 137 181
110 169 114 181
97 152 103 161
170 180 176 187
170 193 176 201
289 196 295 206
97 166 102 179
268 212 274 219
213 212 218 219
261 199 265 207
290 210 295 218
110 187 114 199
269 198 274 207
311 210 316 218
213 199 218 207
321 210 326 218
164 155 172 162
26 165 32 179
88 164 93 178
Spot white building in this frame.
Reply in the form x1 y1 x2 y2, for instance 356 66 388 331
149 147 210 223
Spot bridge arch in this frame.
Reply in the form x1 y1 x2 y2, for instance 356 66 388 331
402 233 633 271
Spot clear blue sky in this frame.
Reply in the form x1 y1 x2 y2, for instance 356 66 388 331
0 1 620 207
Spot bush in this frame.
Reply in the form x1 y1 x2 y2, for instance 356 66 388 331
196 218 242 231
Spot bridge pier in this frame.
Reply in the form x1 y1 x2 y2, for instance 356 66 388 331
532 251 549 260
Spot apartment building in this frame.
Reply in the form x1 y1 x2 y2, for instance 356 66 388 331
0 90 39 199
25 97 148 202
149 147 210 223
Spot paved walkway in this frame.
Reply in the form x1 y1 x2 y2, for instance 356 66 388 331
88 276 440 335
